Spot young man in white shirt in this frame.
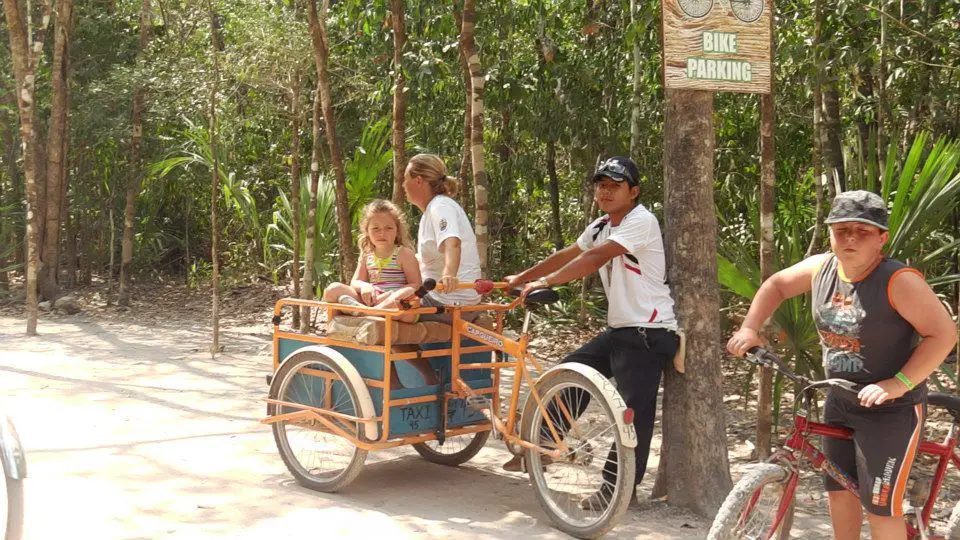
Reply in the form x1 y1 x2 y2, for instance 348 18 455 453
504 156 680 509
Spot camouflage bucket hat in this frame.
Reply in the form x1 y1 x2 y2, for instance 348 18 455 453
825 190 889 231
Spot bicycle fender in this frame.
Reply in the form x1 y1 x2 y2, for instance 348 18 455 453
0 416 26 480
277 346 379 441
530 363 639 449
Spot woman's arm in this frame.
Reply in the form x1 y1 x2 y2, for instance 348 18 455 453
439 237 461 291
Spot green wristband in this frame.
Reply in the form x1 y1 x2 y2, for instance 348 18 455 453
895 371 915 391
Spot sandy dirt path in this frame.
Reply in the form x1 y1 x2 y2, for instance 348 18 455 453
0 312 714 539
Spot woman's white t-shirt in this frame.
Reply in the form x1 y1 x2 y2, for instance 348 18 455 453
576 204 677 329
417 195 481 305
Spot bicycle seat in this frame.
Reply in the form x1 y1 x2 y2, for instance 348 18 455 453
928 392 960 422
524 288 560 306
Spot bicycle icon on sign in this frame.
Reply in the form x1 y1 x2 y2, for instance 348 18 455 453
677 0 764 23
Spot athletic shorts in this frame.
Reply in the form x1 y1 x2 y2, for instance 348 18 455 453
822 390 925 517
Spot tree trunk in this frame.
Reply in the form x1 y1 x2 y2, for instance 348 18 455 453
629 0 643 158
4 0 53 335
807 0 826 257
1 80 18 290
656 88 731 516
289 70 302 328
821 87 844 195
756 91 776 458
902 1 937 152
39 0 74 302
207 1 222 357
546 140 563 251
119 0 152 306
460 0 488 271
854 56 876 192
389 0 406 207
453 8 472 213
301 80 323 332
307 0 354 284
877 0 890 175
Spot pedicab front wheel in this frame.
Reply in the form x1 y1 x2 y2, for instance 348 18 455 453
268 353 369 492
521 369 636 539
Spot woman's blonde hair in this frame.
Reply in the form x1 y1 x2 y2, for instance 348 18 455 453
408 153 459 197
357 199 414 255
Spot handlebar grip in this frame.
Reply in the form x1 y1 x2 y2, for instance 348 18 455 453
415 278 437 298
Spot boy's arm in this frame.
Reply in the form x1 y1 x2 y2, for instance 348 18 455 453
507 244 582 288
727 253 830 356
858 271 958 406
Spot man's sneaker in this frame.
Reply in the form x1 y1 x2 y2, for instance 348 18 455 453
337 294 365 316
502 454 552 472
580 484 637 511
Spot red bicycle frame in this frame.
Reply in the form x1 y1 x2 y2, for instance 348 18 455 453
762 411 960 539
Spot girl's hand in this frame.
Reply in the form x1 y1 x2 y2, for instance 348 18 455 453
359 283 377 305
726 327 764 357
858 379 907 407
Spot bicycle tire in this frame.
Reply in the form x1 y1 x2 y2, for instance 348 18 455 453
945 499 960 540
412 430 490 466
708 463 796 540
1 458 24 540
269 354 368 492
522 370 635 539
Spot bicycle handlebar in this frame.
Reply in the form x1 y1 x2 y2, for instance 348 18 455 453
744 347 862 395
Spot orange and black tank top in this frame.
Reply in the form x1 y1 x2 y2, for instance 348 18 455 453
811 255 925 403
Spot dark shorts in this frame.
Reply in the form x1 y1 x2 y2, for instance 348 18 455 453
417 293 480 324
822 391 925 517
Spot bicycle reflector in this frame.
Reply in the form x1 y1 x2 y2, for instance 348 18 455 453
623 408 635 425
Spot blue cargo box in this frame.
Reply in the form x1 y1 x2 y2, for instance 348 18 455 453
277 337 496 437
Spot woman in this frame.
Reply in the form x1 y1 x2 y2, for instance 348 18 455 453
403 154 482 323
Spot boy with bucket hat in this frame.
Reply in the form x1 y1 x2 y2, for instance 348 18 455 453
728 190 956 539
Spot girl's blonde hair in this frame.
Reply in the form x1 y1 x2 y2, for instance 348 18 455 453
408 153 459 197
357 199 413 255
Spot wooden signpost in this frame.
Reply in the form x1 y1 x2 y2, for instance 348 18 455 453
662 0 773 94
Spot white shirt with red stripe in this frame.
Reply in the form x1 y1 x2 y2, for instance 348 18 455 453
576 204 677 330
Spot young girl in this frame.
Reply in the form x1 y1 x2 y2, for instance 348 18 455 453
323 199 421 319
322 199 436 388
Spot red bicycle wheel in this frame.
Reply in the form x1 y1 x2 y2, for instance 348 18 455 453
708 463 797 540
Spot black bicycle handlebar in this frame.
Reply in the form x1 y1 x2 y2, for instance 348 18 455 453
744 347 862 395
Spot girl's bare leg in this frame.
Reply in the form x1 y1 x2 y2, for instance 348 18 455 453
374 286 418 322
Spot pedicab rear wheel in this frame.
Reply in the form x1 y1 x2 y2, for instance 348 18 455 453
268 354 368 492
521 370 635 539
412 430 490 466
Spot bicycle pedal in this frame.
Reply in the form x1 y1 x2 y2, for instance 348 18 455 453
465 395 490 412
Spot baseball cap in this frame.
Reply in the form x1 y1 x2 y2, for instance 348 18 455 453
825 190 889 231
592 156 640 187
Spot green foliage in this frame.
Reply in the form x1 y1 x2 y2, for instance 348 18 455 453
266 178 338 288
345 116 394 224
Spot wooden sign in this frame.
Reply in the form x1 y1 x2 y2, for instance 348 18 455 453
662 0 773 94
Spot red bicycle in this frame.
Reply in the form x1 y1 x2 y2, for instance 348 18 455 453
708 348 960 540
